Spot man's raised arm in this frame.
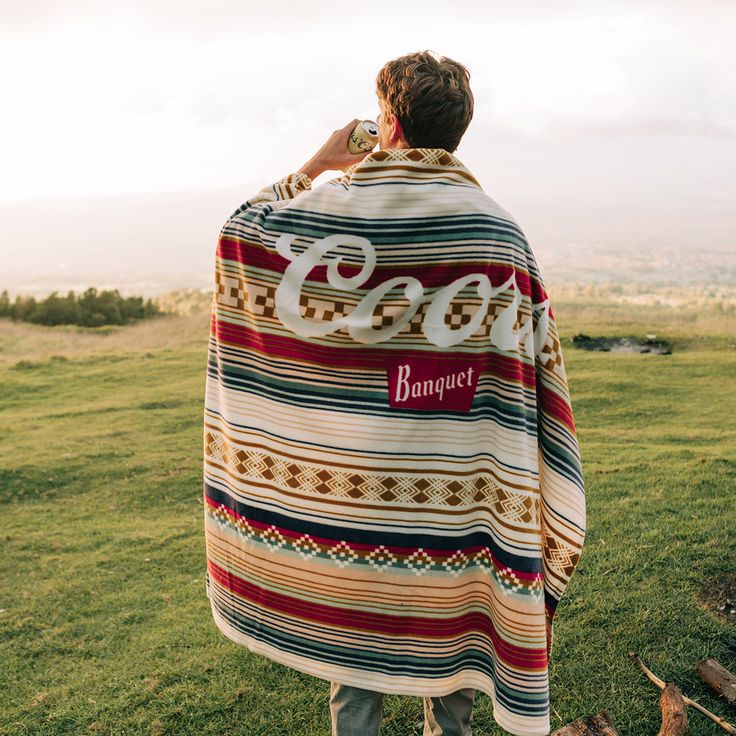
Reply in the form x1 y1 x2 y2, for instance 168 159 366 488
222 118 371 228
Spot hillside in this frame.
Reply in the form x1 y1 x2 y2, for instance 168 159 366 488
0 296 734 735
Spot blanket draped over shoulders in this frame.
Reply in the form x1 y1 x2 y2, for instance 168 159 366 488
203 147 586 736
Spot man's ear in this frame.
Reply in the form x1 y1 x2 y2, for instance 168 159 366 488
395 115 404 138
391 114 405 144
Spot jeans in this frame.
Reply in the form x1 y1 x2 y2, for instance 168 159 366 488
329 682 476 736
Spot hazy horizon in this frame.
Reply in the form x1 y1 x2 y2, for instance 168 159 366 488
1 0 734 297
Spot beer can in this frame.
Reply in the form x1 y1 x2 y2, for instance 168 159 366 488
347 120 379 154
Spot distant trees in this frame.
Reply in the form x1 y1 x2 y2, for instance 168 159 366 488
0 288 161 327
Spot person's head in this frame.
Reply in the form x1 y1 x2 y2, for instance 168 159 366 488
375 50 474 153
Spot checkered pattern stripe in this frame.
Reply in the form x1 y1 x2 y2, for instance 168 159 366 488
217 270 530 343
205 430 539 526
539 331 566 377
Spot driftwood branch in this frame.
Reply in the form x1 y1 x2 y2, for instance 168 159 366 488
551 710 619 735
695 658 736 707
628 651 736 735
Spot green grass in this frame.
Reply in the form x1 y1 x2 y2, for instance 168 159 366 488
0 305 734 735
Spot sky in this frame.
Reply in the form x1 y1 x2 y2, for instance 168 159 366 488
1 0 735 295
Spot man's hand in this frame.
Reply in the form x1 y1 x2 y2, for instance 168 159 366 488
298 119 373 180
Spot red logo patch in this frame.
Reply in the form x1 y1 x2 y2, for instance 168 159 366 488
386 356 479 411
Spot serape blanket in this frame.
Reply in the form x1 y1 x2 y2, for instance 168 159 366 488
203 147 587 736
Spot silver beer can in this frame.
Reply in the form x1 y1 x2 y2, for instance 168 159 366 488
347 120 379 154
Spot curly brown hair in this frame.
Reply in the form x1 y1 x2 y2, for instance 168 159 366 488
375 50 474 153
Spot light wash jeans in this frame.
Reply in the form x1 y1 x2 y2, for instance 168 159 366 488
329 682 476 736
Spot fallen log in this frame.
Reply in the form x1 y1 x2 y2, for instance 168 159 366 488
628 651 736 734
695 658 736 707
658 683 687 736
550 710 619 735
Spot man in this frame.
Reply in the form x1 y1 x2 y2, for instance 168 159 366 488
203 50 586 736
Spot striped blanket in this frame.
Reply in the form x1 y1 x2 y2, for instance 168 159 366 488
203 147 586 736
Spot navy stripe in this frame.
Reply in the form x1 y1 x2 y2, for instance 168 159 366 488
205 481 543 574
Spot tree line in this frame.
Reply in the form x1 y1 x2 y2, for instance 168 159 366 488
0 287 161 327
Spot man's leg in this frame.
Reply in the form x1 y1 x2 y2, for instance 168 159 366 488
329 681 385 736
423 688 476 736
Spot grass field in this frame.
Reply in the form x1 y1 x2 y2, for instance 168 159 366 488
1 296 735 736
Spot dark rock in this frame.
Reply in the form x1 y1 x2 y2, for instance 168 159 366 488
570 334 672 354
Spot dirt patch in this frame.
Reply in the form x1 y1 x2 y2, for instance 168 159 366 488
571 333 672 354
697 571 736 624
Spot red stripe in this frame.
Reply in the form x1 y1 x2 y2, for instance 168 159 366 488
538 380 575 431
208 560 547 669
211 317 536 388
217 238 539 296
